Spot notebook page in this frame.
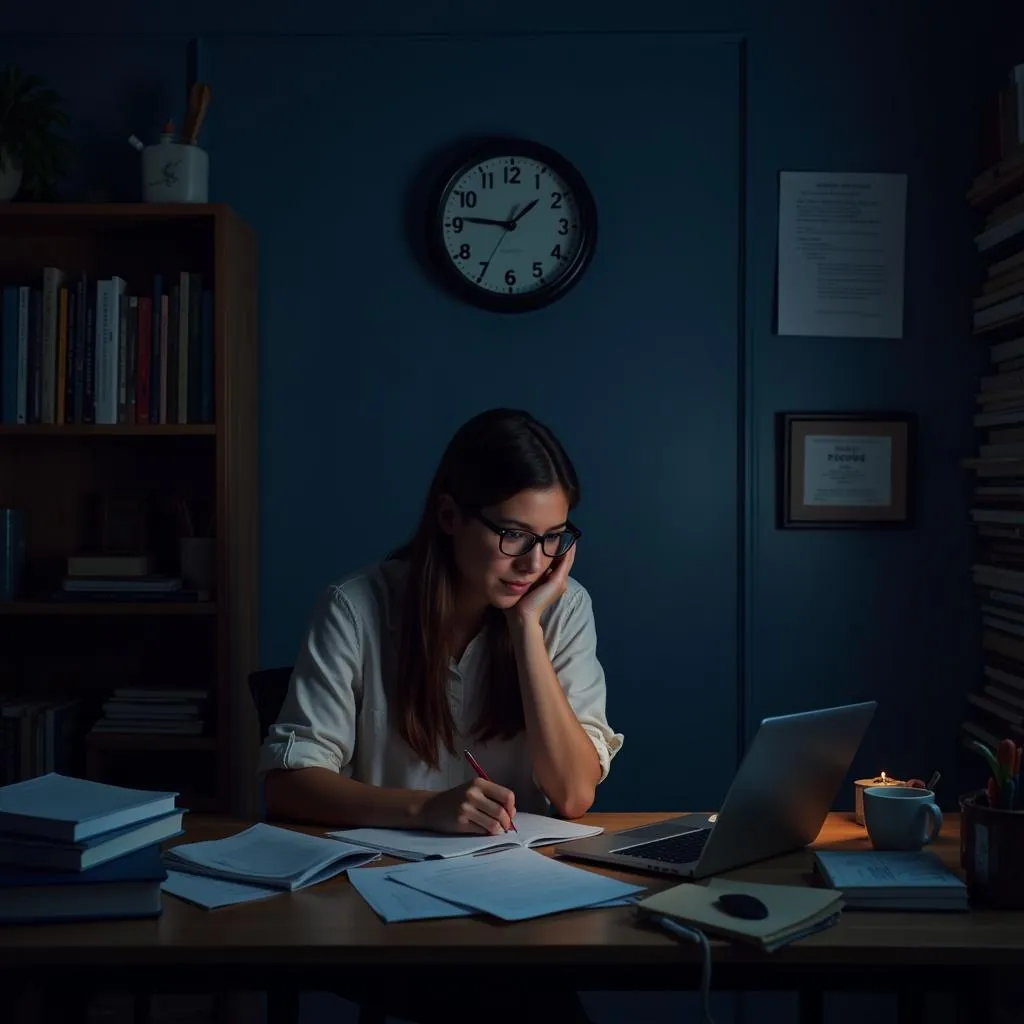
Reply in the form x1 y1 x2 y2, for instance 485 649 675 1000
326 826 518 860
386 846 645 921
512 812 604 848
328 811 601 861
165 823 379 889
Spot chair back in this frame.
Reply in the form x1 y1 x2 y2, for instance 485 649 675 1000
248 666 294 741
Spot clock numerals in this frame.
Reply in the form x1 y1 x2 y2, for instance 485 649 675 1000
432 140 596 310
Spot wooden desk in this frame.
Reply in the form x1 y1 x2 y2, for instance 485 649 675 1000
0 812 1016 1017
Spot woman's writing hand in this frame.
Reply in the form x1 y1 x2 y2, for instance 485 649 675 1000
418 778 517 835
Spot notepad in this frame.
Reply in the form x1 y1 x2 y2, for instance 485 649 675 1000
637 877 844 952
0 773 178 843
164 823 380 890
383 846 645 921
328 811 603 861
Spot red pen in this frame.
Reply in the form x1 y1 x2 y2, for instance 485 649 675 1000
464 749 518 833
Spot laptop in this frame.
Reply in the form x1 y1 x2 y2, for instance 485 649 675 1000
556 700 877 879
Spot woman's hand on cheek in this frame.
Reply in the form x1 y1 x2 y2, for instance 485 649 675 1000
506 546 575 628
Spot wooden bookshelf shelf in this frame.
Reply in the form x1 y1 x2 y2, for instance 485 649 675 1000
86 732 218 752
0 424 215 437
0 202 259 815
0 601 217 616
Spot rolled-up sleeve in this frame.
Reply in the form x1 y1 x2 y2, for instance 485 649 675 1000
256 586 362 779
549 585 624 782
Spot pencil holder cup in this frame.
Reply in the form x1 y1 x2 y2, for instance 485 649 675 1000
142 141 209 203
960 790 1024 909
179 536 215 596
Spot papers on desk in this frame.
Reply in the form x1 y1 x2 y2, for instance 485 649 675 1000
162 822 380 901
352 847 645 923
162 870 284 910
328 811 602 861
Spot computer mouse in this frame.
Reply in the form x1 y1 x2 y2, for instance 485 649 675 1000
713 892 769 920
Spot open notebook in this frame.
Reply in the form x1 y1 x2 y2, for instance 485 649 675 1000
328 811 603 861
164 823 380 890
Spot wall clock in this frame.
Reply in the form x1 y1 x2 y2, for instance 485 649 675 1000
426 137 598 313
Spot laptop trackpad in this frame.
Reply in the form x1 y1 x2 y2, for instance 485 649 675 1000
609 813 710 847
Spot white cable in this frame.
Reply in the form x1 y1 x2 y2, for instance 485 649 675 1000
648 914 716 1024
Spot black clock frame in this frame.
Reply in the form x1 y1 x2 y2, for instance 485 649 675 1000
425 136 598 314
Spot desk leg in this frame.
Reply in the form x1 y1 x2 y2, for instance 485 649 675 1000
798 988 824 1024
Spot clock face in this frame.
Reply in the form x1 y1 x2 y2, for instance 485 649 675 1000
429 139 597 312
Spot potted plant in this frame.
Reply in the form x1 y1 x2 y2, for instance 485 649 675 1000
0 64 71 201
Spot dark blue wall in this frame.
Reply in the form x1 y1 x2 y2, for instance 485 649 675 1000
1 1 999 816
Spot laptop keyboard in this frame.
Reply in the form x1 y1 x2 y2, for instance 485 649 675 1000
615 828 710 864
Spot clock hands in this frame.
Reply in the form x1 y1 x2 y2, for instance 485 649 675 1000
511 199 539 223
461 216 513 228
476 204 519 284
460 199 539 232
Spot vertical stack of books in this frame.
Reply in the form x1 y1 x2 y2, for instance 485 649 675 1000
963 89 1024 754
0 773 184 924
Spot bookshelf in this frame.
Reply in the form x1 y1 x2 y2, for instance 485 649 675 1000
0 203 259 815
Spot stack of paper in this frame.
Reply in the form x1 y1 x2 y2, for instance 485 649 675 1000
350 846 645 923
0 773 184 924
161 823 381 909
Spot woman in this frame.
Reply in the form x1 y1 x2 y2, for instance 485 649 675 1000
258 408 622 1024
260 407 623 831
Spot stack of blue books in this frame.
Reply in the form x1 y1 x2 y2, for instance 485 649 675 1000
0 773 185 924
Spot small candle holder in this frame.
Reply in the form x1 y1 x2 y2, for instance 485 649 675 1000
853 771 905 826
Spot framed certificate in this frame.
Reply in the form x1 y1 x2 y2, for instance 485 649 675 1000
775 412 915 529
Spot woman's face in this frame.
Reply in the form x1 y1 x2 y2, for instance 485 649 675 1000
445 486 571 611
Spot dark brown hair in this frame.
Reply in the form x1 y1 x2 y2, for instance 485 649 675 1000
390 408 580 768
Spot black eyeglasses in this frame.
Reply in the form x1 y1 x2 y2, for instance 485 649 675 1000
472 511 581 558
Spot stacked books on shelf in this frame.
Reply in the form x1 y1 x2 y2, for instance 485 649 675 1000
89 686 208 738
962 96 1024 753
0 269 214 426
0 773 185 924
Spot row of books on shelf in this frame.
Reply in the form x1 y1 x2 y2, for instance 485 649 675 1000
970 61 1024 331
964 80 1024 762
0 269 214 427
1 687 209 786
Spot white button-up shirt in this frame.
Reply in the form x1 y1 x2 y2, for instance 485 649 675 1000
257 559 624 814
